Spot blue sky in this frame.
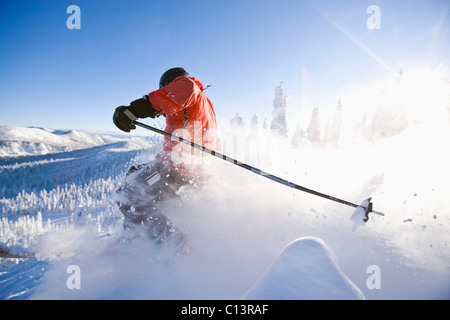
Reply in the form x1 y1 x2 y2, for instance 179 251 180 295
1 0 449 132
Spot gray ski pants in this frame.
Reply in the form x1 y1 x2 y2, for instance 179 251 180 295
115 159 190 249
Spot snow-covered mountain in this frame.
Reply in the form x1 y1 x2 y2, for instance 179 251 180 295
0 126 157 208
0 125 131 157
1 120 450 300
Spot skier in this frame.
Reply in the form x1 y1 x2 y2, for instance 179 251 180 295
112 67 218 252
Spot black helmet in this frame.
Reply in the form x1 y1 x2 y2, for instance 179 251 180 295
159 67 189 88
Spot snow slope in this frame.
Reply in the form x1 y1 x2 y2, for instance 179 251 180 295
1 118 450 300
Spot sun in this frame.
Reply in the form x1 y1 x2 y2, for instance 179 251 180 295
381 67 450 125
336 66 450 144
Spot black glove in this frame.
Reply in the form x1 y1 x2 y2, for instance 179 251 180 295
113 96 159 132
113 106 136 132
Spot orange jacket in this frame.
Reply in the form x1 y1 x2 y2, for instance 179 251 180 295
148 76 218 177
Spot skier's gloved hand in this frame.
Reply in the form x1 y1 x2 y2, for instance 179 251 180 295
113 96 159 132
113 106 136 132
129 96 159 119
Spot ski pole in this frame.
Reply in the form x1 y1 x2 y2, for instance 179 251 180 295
124 110 385 222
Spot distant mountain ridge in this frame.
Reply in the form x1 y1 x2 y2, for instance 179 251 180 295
0 125 126 157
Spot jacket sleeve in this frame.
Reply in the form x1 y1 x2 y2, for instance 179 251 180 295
147 77 200 115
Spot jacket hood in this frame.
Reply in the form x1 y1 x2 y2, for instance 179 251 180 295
190 77 204 91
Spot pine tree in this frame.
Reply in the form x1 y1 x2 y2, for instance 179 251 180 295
291 126 308 148
307 107 321 145
250 114 259 130
262 118 268 130
270 82 288 137
230 113 245 129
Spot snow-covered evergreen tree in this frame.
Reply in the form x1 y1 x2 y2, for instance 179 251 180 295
250 114 259 130
230 113 245 129
270 82 288 137
262 118 268 130
291 126 308 148
307 107 321 145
